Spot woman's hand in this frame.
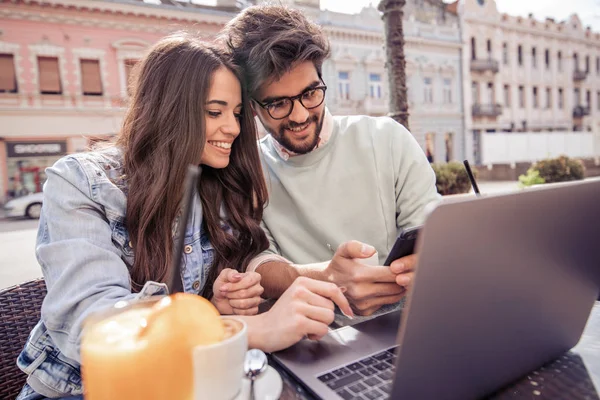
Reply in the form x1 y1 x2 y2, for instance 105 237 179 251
211 269 264 315
245 277 354 353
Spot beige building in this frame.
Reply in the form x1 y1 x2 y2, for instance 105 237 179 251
317 0 465 163
456 0 600 163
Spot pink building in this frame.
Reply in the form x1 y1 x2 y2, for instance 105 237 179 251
0 0 236 203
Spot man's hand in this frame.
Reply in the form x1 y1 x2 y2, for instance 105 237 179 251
323 241 405 316
211 269 264 316
250 277 353 353
389 253 418 290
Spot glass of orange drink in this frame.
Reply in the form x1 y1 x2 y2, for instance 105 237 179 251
81 293 247 400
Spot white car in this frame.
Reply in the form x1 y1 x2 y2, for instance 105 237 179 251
3 192 44 219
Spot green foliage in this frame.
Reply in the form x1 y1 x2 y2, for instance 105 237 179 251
532 155 585 183
518 156 585 187
432 161 476 195
518 168 545 188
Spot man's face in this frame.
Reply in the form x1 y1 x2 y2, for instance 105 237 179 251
254 61 326 154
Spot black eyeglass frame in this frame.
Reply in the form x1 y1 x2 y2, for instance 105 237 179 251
253 85 328 120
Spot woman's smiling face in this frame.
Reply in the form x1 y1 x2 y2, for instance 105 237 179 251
200 66 242 169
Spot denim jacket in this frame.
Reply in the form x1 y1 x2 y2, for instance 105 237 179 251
16 147 216 399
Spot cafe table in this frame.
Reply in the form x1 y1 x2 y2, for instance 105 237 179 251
268 301 600 400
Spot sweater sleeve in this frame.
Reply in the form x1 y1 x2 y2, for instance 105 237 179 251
390 121 442 230
245 220 292 272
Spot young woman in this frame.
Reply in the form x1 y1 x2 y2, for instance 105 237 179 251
16 33 352 400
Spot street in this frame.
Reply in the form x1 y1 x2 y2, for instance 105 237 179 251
0 217 41 289
0 180 522 290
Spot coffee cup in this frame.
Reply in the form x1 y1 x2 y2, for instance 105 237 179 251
192 317 248 400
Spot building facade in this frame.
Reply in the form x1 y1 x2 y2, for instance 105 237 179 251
0 0 234 202
317 0 465 163
0 0 463 202
457 0 600 164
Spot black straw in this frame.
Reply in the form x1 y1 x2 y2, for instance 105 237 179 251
463 160 481 196
168 165 200 294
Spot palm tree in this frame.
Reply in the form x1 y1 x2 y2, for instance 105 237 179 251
378 0 409 130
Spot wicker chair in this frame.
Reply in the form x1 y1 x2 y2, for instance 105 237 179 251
0 278 47 400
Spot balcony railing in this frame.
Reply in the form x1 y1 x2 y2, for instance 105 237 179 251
573 69 588 81
573 105 590 118
472 103 503 117
470 59 500 73
363 97 388 115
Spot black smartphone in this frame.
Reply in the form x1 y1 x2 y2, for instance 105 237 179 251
383 225 422 266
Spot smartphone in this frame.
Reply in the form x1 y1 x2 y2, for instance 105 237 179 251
383 225 422 266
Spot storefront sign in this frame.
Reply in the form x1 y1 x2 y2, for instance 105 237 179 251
7 141 67 158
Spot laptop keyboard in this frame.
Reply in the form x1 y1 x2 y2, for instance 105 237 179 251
317 347 398 400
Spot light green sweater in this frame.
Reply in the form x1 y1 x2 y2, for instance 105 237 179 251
259 115 441 265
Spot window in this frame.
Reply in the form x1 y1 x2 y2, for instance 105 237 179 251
38 56 62 94
586 90 591 106
597 91 600 111
423 77 433 103
597 57 600 75
338 71 350 100
486 39 492 57
0 54 17 93
502 43 509 65
518 45 523 66
545 49 550 70
471 37 477 60
558 51 562 72
574 53 579 71
445 133 454 162
472 130 481 164
574 88 581 105
546 87 551 109
471 81 479 104
585 55 590 73
518 85 525 108
425 133 435 163
531 47 537 69
80 59 102 96
124 59 138 94
368 73 382 99
503 84 510 107
532 86 538 108
487 82 494 104
558 88 564 109
443 78 452 103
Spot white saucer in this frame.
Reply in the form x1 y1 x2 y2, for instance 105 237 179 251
234 365 283 400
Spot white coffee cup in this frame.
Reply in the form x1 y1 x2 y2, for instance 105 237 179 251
193 317 248 400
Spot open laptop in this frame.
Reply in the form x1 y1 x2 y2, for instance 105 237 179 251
272 179 600 400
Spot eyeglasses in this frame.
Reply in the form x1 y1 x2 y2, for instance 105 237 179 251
253 86 327 120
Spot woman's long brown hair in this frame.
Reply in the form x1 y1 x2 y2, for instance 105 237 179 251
116 33 268 296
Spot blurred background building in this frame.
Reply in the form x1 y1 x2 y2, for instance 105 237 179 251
456 0 600 167
0 0 233 202
0 0 598 202
0 0 465 202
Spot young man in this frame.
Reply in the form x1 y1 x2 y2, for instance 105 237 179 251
221 5 440 316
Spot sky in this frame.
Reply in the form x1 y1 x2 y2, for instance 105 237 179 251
319 0 600 31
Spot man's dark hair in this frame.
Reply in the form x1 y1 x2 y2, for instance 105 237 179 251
220 4 331 97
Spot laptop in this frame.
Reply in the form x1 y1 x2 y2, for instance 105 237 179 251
272 179 600 400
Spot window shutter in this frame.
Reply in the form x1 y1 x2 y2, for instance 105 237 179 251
0 54 17 93
81 59 103 95
38 57 62 94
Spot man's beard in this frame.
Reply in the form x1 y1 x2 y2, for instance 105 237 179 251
267 109 325 154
